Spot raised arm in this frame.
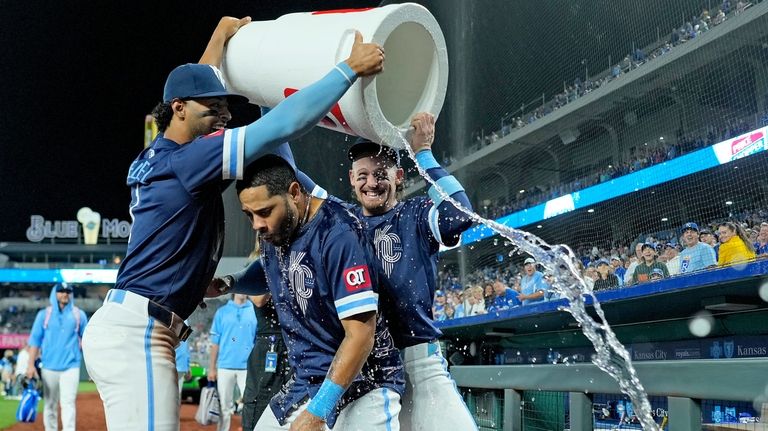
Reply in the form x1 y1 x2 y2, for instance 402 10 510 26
410 113 473 246
199 16 253 67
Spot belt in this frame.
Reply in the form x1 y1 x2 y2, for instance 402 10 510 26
402 340 441 363
105 289 193 342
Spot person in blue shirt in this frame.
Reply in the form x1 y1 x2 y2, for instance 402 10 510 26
679 222 717 274
26 283 87 431
208 294 256 431
80 17 386 431
754 222 768 256
215 155 404 430
610 256 626 285
519 258 548 305
175 338 190 402
488 279 521 311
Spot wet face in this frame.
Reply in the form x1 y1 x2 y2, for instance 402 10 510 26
718 225 735 243
239 184 300 247
179 97 231 138
682 229 699 247
349 156 403 216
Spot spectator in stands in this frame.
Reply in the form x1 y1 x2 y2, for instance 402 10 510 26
483 283 495 309
433 290 446 320
717 221 756 266
610 256 626 285
754 222 768 257
175 338 190 401
27 283 88 431
699 228 720 260
488 280 520 312
663 243 682 276
583 265 597 290
463 287 485 316
593 260 620 291
624 243 644 285
452 291 466 318
679 222 717 274
518 258 548 305
632 243 670 284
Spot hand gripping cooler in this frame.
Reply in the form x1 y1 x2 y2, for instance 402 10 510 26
221 3 448 148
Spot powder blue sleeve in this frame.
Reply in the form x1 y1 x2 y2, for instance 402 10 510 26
28 310 45 348
210 308 223 345
241 63 357 166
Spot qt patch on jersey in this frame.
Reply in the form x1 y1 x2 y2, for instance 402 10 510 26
343 265 371 292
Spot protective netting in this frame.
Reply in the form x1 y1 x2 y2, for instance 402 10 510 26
401 0 768 320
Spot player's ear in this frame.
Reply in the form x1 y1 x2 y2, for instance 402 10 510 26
288 181 301 202
348 169 355 185
171 99 186 119
395 167 405 185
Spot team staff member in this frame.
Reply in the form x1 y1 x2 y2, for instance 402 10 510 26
81 16 386 430
27 284 88 431
208 294 257 431
215 155 404 430
241 292 289 431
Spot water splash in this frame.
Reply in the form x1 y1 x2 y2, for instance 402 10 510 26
390 130 660 430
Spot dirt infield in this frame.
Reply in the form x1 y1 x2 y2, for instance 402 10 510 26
5 392 242 431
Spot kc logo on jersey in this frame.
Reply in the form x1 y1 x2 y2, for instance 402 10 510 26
343 265 372 292
374 225 402 277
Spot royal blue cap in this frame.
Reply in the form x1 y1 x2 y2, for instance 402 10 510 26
348 138 401 166
682 222 699 232
163 64 248 104
596 259 610 266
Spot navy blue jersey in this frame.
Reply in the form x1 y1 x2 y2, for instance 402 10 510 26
352 197 444 348
116 127 247 319
259 199 403 426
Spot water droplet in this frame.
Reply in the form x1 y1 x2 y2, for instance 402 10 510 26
688 310 714 338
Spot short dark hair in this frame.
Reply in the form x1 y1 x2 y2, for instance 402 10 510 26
151 101 173 132
236 155 300 197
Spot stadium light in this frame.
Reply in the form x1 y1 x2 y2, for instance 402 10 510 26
661 217 668 222
536 225 543 229
725 201 733 206
519 189 525 193
587 208 595 213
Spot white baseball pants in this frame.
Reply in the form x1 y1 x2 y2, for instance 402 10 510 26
217 368 247 431
40 367 80 431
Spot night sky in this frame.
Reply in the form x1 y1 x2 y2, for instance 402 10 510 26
0 0 377 241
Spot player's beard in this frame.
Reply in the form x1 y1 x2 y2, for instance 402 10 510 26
265 196 298 248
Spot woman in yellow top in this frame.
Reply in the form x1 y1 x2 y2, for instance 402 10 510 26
717 221 756 266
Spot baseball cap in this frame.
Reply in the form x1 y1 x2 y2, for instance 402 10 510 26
664 242 676 249
610 255 622 262
348 138 401 166
681 222 699 233
55 283 73 293
641 242 656 251
596 259 610 267
650 268 665 279
163 64 248 104
435 290 445 297
700 228 712 235
523 257 536 265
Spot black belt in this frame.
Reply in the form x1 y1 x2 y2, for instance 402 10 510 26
147 301 193 342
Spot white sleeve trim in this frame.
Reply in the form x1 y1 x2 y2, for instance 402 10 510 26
222 127 246 180
428 205 444 246
335 291 378 320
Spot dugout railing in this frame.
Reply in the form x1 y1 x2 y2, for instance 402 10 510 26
438 260 768 430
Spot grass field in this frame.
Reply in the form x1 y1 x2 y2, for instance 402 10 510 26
0 381 97 429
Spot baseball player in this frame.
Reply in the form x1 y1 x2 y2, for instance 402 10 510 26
27 283 88 431
296 112 477 430
208 294 257 431
81 16 386 430
213 155 405 430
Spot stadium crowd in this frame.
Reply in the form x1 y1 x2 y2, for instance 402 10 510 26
433 208 768 321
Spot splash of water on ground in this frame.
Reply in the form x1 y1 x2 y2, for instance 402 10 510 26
387 128 660 430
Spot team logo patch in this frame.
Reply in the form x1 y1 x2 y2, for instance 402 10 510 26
344 265 372 292
374 225 402 277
